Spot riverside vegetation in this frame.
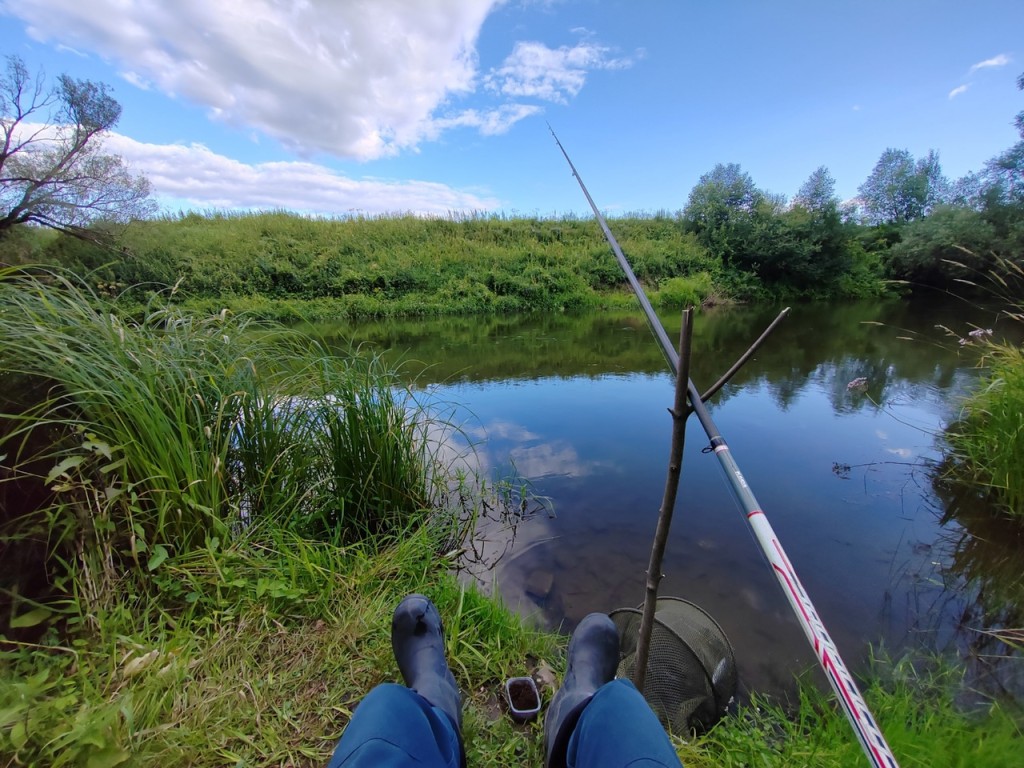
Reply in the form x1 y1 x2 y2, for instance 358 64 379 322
2 272 1022 766
943 258 1024 519
7 207 882 323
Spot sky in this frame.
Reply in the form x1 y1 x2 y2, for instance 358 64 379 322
1 0 1022 219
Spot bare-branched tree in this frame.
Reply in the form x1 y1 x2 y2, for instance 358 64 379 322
0 55 154 241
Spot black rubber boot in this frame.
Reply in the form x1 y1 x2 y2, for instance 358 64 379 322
544 612 620 768
391 594 463 747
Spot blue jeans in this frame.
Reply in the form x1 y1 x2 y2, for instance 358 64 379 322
327 679 682 768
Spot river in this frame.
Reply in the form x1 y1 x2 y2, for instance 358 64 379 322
312 296 1024 702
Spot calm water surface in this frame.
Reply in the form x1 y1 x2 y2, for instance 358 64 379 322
315 297 1024 701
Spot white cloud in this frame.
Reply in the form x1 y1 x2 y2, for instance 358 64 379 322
885 447 913 459
54 43 86 57
968 53 1011 74
105 134 499 216
477 420 541 442
508 440 590 479
484 40 634 104
948 84 969 100
6 0 501 161
430 104 543 136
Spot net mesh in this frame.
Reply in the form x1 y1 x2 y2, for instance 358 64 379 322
610 597 736 733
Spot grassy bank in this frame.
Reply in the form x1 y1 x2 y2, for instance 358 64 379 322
24 210 885 321
945 262 1024 518
948 335 1024 517
1 526 566 767
2 272 1019 766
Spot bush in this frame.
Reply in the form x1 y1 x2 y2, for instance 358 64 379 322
884 206 999 286
653 272 714 308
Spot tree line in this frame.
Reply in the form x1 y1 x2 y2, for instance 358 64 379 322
680 70 1024 294
1 53 1022 300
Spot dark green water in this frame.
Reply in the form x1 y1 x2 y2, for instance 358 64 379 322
313 297 1024 701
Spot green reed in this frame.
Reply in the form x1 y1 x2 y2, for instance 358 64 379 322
948 342 1024 516
0 268 441 614
944 257 1024 518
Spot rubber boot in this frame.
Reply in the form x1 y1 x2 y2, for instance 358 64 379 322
544 612 620 768
391 594 463 746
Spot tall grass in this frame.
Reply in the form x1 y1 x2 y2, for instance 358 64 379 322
944 257 1024 518
0 268 560 766
0 268 442 619
948 342 1024 516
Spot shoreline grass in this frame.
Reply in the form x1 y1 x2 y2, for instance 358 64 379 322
0 268 558 765
948 343 1024 516
0 525 560 767
944 259 1024 518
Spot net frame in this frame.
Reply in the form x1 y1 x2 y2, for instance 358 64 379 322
610 597 736 733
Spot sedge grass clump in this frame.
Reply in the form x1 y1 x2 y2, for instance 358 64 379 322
948 341 1024 516
943 256 1024 518
0 268 443 619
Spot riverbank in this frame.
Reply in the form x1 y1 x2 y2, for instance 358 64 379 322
14 210 888 322
5 530 1021 767
1 273 1020 766
0 268 555 765
946 319 1024 518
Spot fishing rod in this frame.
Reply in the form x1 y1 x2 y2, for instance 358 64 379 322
548 126 899 768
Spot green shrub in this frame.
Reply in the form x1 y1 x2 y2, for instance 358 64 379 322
653 272 714 308
25 210 877 315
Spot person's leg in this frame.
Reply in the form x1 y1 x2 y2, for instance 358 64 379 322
544 613 683 768
565 678 683 768
326 683 461 768
327 594 464 768
391 594 462 736
544 613 622 768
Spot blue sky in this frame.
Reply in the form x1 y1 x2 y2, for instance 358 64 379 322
2 0 1022 218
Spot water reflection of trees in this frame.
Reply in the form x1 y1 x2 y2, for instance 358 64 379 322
313 297 1007 417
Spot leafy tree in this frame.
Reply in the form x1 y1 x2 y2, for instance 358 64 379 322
858 148 947 224
985 142 1024 203
793 166 837 213
683 163 857 290
1016 70 1024 136
884 205 997 286
948 171 985 210
982 73 1024 205
682 163 760 226
681 163 762 267
0 55 153 241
